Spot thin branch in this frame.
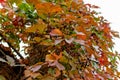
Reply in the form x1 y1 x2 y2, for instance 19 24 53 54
0 31 24 59
0 48 6 58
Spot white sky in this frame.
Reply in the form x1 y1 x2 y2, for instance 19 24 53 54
84 0 120 71
83 0 120 52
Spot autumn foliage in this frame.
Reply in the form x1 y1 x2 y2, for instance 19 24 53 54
0 0 120 80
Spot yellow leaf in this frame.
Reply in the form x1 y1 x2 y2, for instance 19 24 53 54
45 52 62 62
25 19 46 34
59 56 68 63
25 26 37 33
26 0 40 5
33 37 41 42
8 0 23 6
45 54 56 62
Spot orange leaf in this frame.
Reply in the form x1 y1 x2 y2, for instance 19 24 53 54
54 68 61 77
85 40 92 46
35 3 62 15
76 34 86 40
45 52 62 62
52 52 62 60
75 26 85 33
45 54 56 62
50 29 63 36
85 46 95 55
51 5 62 13
102 23 110 33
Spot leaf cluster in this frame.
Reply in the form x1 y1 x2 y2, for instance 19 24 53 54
0 0 120 80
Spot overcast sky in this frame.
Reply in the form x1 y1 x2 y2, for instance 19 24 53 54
84 0 120 71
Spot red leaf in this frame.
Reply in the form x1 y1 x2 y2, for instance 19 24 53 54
0 0 5 3
98 54 109 65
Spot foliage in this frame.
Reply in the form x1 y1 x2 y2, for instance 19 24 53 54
0 0 120 80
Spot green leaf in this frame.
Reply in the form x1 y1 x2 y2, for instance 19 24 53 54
19 3 34 12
